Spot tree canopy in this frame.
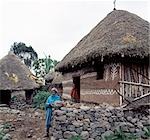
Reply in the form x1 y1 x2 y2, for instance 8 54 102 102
32 55 59 77
10 42 38 68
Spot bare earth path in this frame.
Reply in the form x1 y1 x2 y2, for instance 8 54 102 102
0 107 51 140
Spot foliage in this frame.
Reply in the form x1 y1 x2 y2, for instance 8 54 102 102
69 135 82 140
104 128 138 140
143 126 150 137
32 55 59 77
0 123 11 140
33 90 51 110
10 42 38 68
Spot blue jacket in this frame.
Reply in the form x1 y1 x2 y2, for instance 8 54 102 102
45 94 61 128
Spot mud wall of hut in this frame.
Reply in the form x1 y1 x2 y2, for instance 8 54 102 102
62 63 121 106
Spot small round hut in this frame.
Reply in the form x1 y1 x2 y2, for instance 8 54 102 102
0 53 39 105
45 71 63 96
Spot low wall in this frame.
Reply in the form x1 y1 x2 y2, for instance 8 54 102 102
51 105 150 140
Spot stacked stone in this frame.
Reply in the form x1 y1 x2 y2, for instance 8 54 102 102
51 105 150 140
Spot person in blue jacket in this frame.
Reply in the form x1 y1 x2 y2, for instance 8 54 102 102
45 87 61 137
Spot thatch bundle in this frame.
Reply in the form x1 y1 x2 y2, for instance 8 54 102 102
0 53 39 90
56 10 150 72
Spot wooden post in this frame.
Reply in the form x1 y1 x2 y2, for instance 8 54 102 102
119 63 123 106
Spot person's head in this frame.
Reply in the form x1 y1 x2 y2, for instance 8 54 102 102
51 87 58 95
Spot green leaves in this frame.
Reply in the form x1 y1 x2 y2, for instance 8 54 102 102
32 55 59 77
104 128 138 140
33 91 51 110
69 135 81 140
0 123 11 140
10 42 38 68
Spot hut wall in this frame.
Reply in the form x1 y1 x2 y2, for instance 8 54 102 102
120 63 150 103
80 63 121 106
11 91 26 98
62 63 121 106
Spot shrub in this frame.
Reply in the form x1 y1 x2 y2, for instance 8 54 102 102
33 90 51 110
104 128 138 140
69 135 82 140
0 123 11 140
143 126 150 138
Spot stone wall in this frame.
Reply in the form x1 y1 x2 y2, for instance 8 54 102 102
51 104 150 140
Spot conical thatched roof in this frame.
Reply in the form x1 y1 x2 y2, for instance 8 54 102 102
56 10 150 72
45 71 55 82
0 53 39 90
52 72 64 84
45 71 63 84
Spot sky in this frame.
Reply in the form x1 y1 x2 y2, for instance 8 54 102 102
0 0 149 61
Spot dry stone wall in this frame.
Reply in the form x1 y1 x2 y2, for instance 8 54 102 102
51 105 150 140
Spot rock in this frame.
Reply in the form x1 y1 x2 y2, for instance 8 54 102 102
32 136 37 139
129 127 136 133
55 115 66 121
73 110 78 114
95 136 101 140
73 121 83 127
137 122 143 128
66 112 76 117
88 138 94 140
53 131 63 139
75 127 83 134
67 125 75 131
126 116 132 121
50 136 56 140
63 131 77 139
34 112 40 117
77 114 84 120
131 118 137 124
107 106 114 111
90 132 98 139
54 110 66 116
80 106 90 111
27 133 32 138
105 112 112 117
81 131 89 140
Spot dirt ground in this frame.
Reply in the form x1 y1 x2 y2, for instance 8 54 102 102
0 107 51 140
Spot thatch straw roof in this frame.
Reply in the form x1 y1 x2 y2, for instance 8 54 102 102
0 53 39 90
45 71 63 84
56 10 150 72
52 72 64 84
44 71 63 84
45 71 55 82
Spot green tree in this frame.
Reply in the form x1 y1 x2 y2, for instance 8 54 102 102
10 42 38 68
32 55 59 77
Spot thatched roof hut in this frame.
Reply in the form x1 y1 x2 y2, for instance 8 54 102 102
52 72 64 84
45 71 56 83
56 10 149 72
45 71 64 84
0 53 39 90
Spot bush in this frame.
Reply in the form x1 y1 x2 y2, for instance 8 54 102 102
0 123 11 140
104 128 138 140
143 126 150 138
33 90 51 110
69 135 81 140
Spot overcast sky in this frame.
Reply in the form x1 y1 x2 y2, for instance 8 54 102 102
0 0 149 61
